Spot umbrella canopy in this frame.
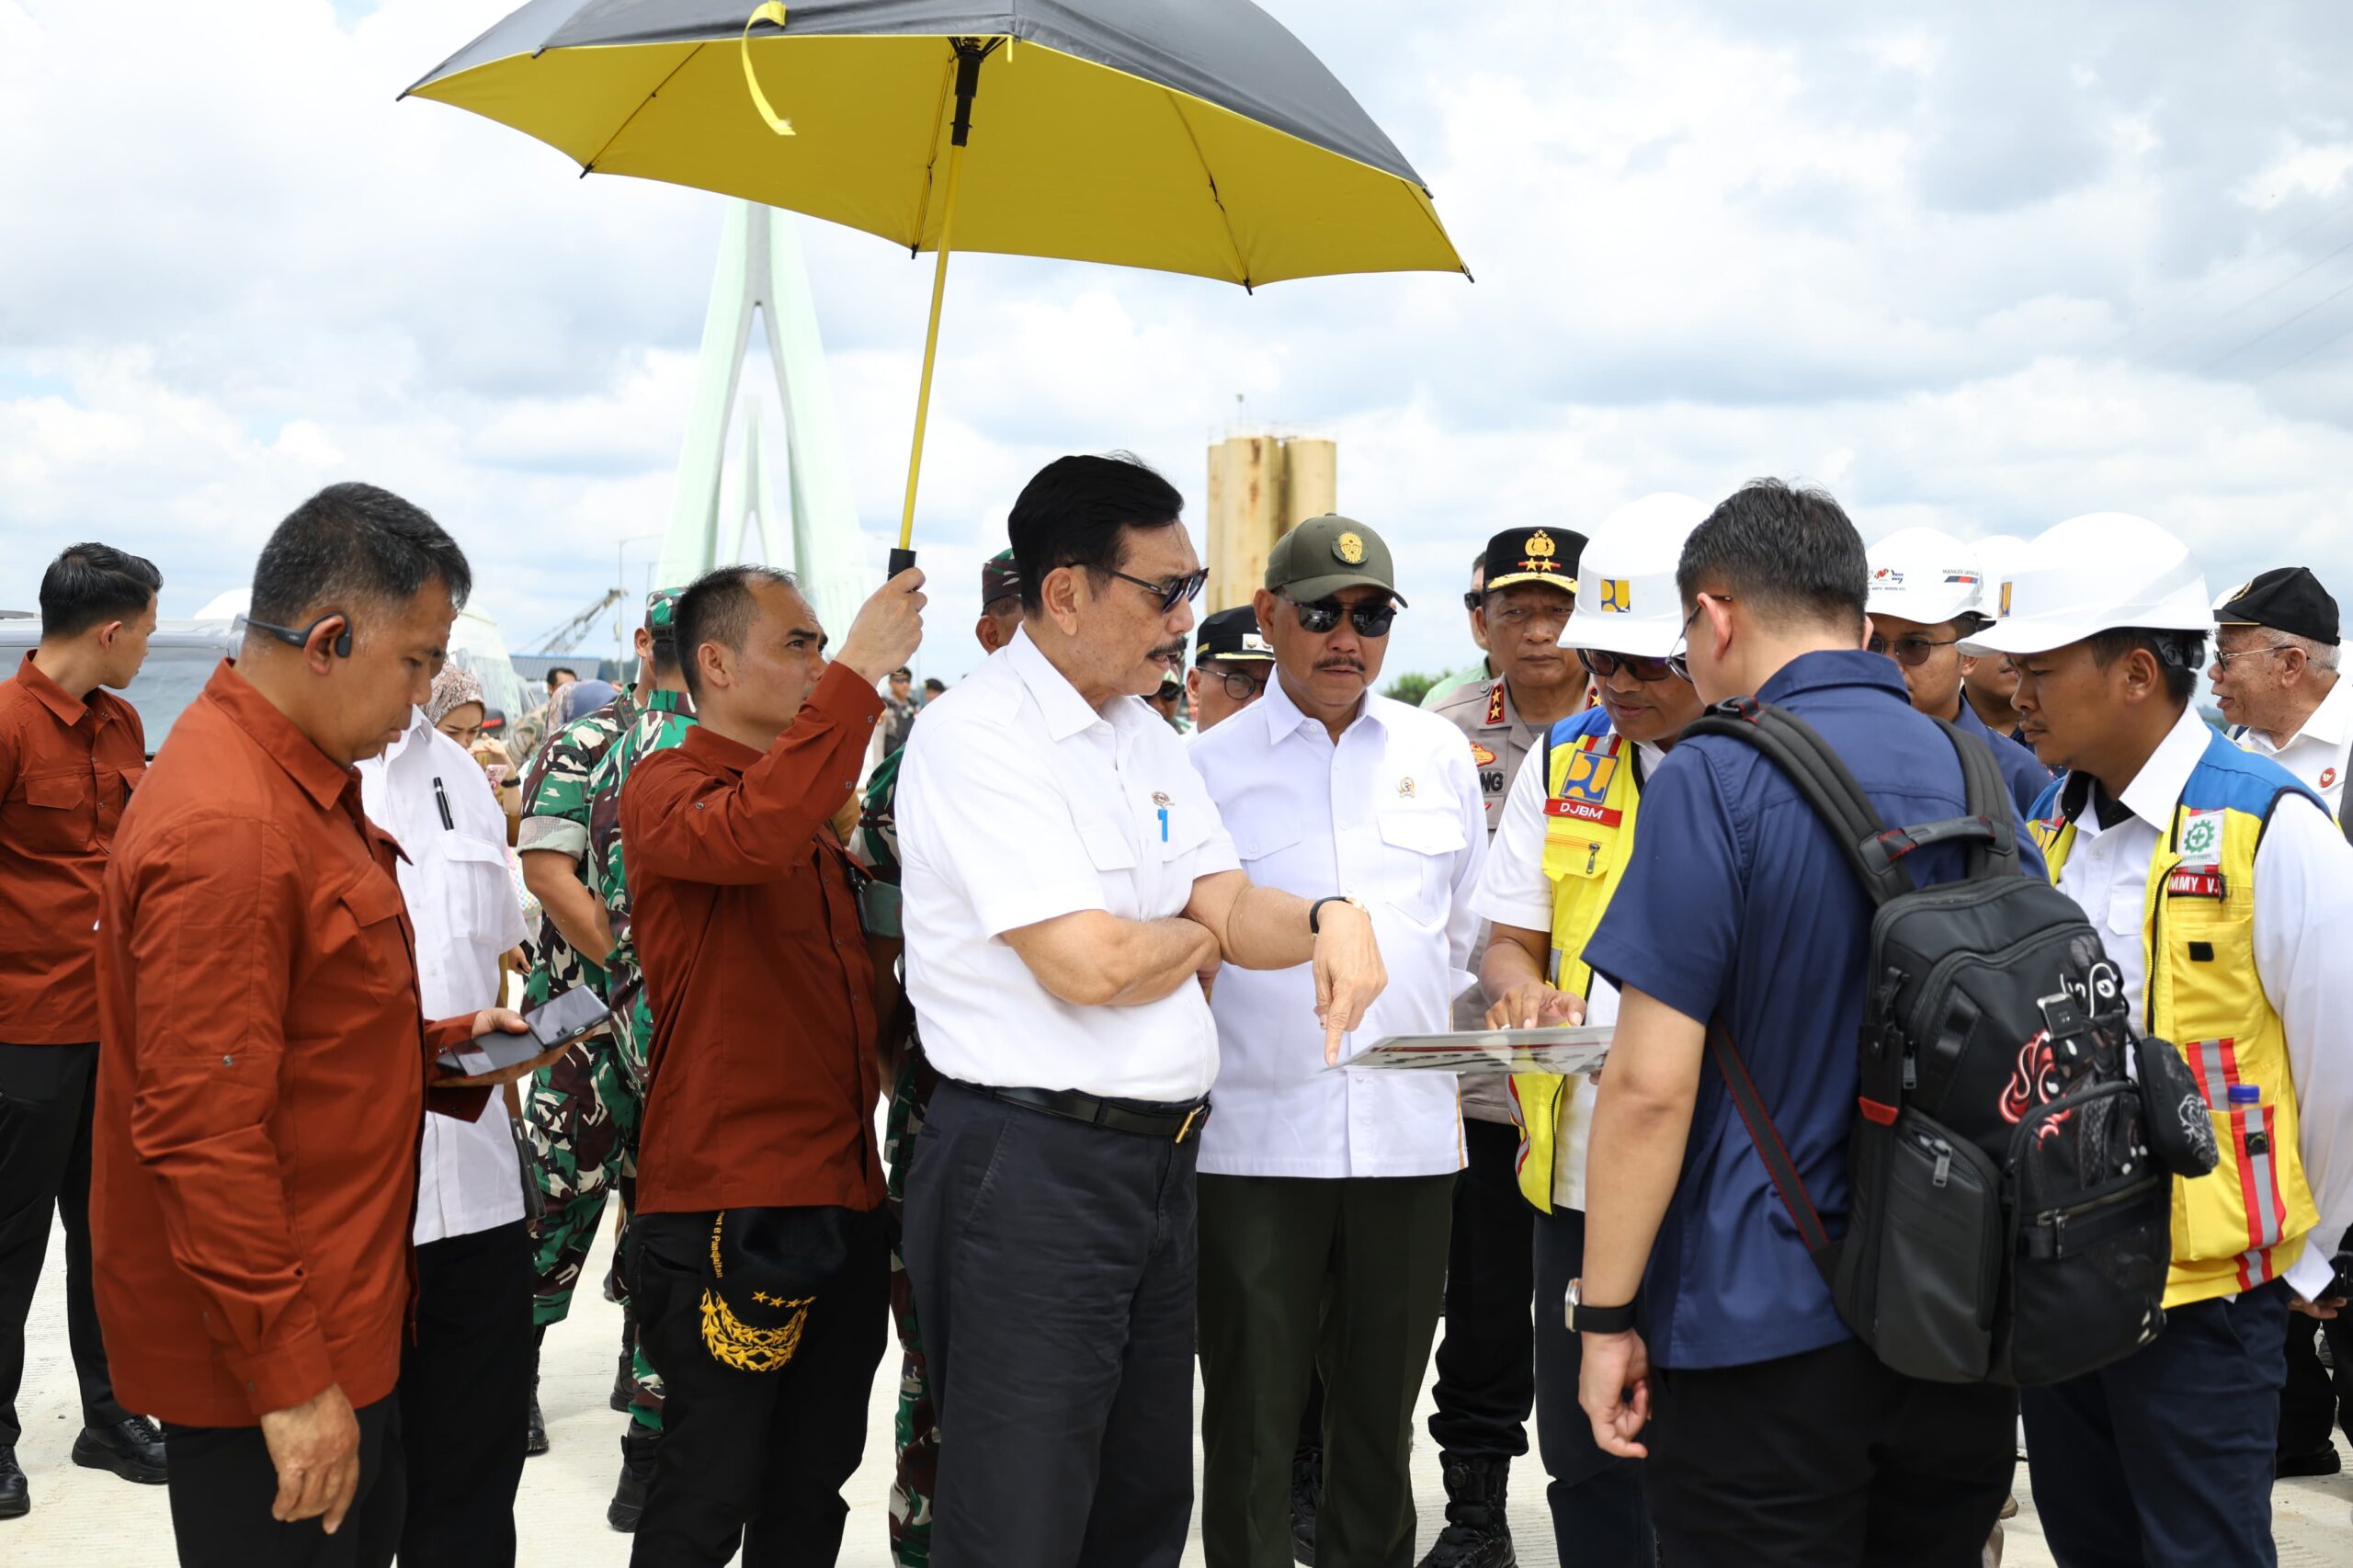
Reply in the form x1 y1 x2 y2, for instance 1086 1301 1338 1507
404 0 1465 289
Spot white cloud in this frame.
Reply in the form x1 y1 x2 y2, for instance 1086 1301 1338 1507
8 0 2353 687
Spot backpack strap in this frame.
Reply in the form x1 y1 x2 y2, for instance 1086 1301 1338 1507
1705 1017 1837 1288
1929 718 2019 880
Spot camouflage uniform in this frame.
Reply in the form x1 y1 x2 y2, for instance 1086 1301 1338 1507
517 687 639 1336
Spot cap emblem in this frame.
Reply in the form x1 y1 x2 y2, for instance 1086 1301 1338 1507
2228 580 2254 603
1335 531 1367 566
1598 578 1631 614
1240 632 1272 656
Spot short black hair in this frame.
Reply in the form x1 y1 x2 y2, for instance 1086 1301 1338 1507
924 677 946 693
40 543 162 640
2089 627 2205 707
1677 479 1867 634
674 564 799 702
1007 453 1184 615
546 667 576 689
890 667 913 681
249 483 472 642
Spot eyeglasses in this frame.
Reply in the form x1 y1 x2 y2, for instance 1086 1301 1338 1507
1867 632 1961 669
1280 591 1398 638
2211 642 2295 671
1665 597 1723 683
1213 667 1268 701
1461 589 1483 611
1103 566 1209 614
1579 648 1684 683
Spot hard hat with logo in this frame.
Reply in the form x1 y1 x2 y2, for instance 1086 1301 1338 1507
1866 527 1992 627
1558 493 1712 658
1959 513 2211 657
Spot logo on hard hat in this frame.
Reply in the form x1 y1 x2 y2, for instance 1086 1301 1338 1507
1598 579 1631 614
1335 532 1367 565
1873 566 1904 585
1999 580 2015 618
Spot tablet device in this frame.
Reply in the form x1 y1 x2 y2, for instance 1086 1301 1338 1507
437 987 609 1077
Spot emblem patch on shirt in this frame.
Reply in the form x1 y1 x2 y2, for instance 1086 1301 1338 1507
1397 776 1416 798
1597 578 1631 614
1151 791 1171 808
1469 742 1497 767
2177 808 2223 868
2165 868 2226 900
2323 767 2338 790
1484 681 1506 726
1336 531 1367 565
1559 747 1618 804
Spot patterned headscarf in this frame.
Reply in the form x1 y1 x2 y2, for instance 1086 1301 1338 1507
426 665 486 726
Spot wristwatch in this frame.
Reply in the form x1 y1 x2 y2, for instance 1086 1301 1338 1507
1566 1278 1637 1335
1308 895 1368 934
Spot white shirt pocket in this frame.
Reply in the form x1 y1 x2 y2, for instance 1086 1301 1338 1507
443 830 523 951
1378 808 1468 926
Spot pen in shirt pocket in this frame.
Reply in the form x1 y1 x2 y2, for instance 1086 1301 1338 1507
434 777 455 831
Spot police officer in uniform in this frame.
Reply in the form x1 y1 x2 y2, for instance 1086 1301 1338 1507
1472 494 1712 1566
1966 515 2353 1562
1415 523 1586 1568
1188 606 1275 735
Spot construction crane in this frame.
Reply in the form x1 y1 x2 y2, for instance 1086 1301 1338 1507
524 587 626 654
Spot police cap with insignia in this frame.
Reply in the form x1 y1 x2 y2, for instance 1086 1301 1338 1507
1481 526 1585 599
2213 566 2339 646
1266 514 1407 605
1195 604 1274 665
980 548 1021 609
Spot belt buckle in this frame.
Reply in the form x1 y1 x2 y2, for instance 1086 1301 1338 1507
1175 1104 1206 1144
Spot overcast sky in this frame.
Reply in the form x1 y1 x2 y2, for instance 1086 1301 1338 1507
8 0 2353 685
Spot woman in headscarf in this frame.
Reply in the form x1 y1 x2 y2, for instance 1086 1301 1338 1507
427 665 488 748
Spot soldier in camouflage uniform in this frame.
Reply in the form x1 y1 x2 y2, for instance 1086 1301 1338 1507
854 550 1023 1567
578 589 694 1521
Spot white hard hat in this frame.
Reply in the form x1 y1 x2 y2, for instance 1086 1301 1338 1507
1866 527 1991 626
1558 493 1712 659
1960 514 2212 657
1973 533 2028 582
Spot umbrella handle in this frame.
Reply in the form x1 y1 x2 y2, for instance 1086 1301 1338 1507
888 548 918 579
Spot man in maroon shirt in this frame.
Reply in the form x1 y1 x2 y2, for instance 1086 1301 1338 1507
0 543 167 1517
620 562 923 1567
93 483 556 1568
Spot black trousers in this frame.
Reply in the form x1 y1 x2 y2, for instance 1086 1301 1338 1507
629 1207 888 1568
903 1080 1199 1568
2023 1280 2291 1567
1643 1335 2014 1568
0 1040 130 1449
2278 1226 2352 1457
1529 1205 1651 1566
161 1396 404 1568
1427 1118 1535 1459
396 1220 533 1568
1197 1171 1453 1568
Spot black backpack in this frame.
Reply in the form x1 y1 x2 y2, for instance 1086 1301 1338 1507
1682 698 2217 1387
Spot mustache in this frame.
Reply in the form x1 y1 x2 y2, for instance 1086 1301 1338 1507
1149 640 1188 662
1316 658 1366 674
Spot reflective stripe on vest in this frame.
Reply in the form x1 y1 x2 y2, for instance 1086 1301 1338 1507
2031 736 2320 1308
1510 710 1643 1214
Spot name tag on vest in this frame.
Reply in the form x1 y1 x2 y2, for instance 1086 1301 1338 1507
1545 798 1622 829
2165 868 2226 900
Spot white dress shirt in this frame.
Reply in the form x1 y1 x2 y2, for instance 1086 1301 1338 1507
2052 702 2353 1303
2231 673 2352 814
1189 676 1486 1177
1475 731 1668 1210
358 711 529 1244
899 628 1242 1101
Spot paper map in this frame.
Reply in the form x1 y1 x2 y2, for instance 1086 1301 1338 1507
1333 1025 1614 1076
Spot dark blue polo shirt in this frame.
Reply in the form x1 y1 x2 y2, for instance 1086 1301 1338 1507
1952 691 2052 818
1582 650 2046 1370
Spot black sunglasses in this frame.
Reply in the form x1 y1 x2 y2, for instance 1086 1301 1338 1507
1578 648 1685 684
1461 588 1483 611
1104 567 1209 614
1867 632 1961 669
1280 591 1398 638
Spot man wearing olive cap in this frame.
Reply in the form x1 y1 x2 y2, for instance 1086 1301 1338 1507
1191 516 1483 1568
2211 567 2352 816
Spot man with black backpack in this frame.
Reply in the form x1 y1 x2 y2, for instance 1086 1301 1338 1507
1568 481 2040 1566
1966 513 2353 1566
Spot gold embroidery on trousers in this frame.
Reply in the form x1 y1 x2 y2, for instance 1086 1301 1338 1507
699 1288 814 1372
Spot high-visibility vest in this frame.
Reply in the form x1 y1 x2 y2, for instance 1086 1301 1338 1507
2031 731 2322 1308
1509 707 1643 1213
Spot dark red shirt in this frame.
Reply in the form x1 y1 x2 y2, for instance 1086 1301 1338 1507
623 662 886 1215
93 663 487 1426
0 653 146 1043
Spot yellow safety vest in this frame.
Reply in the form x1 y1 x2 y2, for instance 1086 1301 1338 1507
2032 735 2321 1308
1509 708 1643 1213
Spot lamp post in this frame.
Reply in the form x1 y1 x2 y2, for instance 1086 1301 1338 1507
613 533 665 673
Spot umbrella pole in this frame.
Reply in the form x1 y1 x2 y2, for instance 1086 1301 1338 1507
892 40 990 577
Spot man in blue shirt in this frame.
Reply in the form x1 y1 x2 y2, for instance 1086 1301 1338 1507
1571 481 2036 1567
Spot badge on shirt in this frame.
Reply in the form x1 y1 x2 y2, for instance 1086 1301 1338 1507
2177 808 2223 869
1545 797 1622 830
2165 868 2227 900
1558 747 1618 805
2323 767 2338 790
1469 742 1496 767
1483 681 1506 727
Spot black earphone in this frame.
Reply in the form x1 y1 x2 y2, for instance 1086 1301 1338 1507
244 611 353 658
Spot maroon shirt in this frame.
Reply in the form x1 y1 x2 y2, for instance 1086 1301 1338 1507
623 662 886 1215
0 653 146 1043
93 663 487 1426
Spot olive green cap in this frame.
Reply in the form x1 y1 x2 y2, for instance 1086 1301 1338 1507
1265 514 1407 606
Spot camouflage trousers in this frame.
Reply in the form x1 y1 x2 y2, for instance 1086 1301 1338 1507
525 1026 663 1431
884 1044 941 1567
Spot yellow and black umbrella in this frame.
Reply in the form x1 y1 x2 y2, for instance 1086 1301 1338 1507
405 1 1467 569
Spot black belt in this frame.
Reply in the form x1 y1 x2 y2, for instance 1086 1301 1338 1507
960 1080 1211 1143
